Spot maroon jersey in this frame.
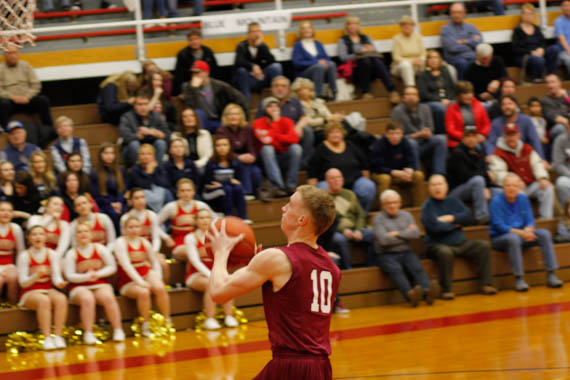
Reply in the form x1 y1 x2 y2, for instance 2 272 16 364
262 242 341 356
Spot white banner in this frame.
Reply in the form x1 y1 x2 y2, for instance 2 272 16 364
202 11 292 36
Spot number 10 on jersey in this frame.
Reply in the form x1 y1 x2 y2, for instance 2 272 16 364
310 269 333 314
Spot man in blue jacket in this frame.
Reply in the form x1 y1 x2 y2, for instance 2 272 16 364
421 174 496 300
489 173 563 291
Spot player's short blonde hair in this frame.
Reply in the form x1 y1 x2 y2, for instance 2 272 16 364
297 185 336 235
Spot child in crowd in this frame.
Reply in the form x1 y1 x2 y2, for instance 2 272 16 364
50 116 92 175
64 222 125 344
115 217 170 337
161 137 200 196
121 188 170 285
158 178 216 262
12 171 41 228
30 151 57 201
29 196 71 260
0 201 24 305
17 225 68 350
527 97 549 158
70 195 116 251
184 209 238 330
202 136 248 221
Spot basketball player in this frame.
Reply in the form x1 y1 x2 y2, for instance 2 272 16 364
208 185 341 379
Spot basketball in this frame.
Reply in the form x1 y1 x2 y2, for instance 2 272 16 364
206 216 256 266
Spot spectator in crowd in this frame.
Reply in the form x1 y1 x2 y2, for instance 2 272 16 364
216 104 263 199
119 92 169 168
58 171 95 222
0 161 15 201
338 16 398 103
128 144 173 212
374 189 440 307
541 74 570 142
90 143 126 234
234 22 283 105
0 121 40 172
552 125 570 206
556 200 570 242
30 151 56 200
447 125 497 225
182 61 247 133
490 173 563 291
142 71 176 132
97 71 138 126
172 29 218 96
255 76 312 169
202 136 248 220
50 116 92 175
417 50 456 134
464 43 507 103
326 168 374 269
391 15 426 87
485 95 545 161
141 0 166 19
140 60 173 100
12 171 41 228
308 123 376 212
253 97 301 197
527 97 548 155
176 107 213 174
391 86 447 175
445 81 490 149
370 121 425 207
292 21 337 100
489 123 554 219
421 174 496 300
441 3 482 79
161 137 200 196
486 78 518 121
0 45 55 143
62 152 91 194
512 4 548 82
547 0 570 74
42 0 71 12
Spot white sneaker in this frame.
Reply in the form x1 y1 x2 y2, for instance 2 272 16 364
113 329 125 342
42 336 56 351
83 331 101 345
204 317 221 330
53 335 66 349
224 315 239 328
142 322 152 337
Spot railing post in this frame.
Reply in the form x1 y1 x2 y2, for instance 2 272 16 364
275 0 286 52
538 0 547 29
411 0 420 33
134 0 146 61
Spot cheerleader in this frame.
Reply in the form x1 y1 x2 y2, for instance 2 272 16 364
157 178 216 262
185 209 238 330
120 188 170 284
0 201 25 304
17 225 68 350
115 217 170 337
29 196 71 260
70 195 116 251
64 222 125 344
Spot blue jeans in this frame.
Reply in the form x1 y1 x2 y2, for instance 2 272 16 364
407 135 447 175
300 126 314 170
235 63 283 105
514 54 545 81
492 229 558 276
142 0 166 18
122 139 167 168
259 144 302 190
43 0 70 10
299 62 338 98
546 44 563 74
353 57 395 94
449 175 489 221
238 163 263 195
425 101 448 135
317 176 376 212
165 0 178 17
207 183 247 219
377 250 431 300
446 56 474 80
332 228 373 269
556 176 570 207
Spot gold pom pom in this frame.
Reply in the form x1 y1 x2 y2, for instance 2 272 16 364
194 306 248 330
130 311 176 341
5 331 44 355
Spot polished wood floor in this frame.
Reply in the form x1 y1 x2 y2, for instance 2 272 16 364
1 286 570 379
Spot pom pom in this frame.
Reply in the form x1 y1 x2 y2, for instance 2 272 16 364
194 306 248 331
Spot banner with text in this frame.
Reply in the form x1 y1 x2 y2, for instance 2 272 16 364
202 11 292 36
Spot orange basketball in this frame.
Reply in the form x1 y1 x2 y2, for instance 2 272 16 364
206 216 256 266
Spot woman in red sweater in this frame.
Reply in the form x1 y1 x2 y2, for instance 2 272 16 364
445 81 491 148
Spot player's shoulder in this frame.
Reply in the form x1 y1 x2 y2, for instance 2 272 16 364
250 247 290 272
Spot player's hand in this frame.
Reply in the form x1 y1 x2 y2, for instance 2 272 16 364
206 219 244 261
56 281 68 289
164 236 175 248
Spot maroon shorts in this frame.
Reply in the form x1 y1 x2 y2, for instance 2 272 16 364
253 352 331 380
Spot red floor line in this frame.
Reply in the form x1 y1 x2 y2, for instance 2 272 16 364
2 301 570 379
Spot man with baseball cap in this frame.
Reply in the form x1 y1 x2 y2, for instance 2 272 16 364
447 125 499 225
182 60 247 133
489 123 554 219
0 121 40 171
